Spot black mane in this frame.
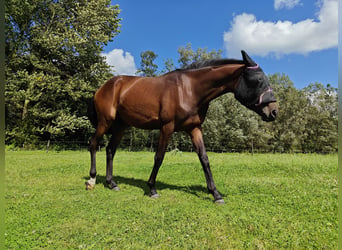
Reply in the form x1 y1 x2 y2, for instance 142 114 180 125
181 58 245 71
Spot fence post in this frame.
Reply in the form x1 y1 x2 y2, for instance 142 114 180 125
251 138 254 156
46 140 50 153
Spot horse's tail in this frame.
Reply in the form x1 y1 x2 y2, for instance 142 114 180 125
87 95 98 128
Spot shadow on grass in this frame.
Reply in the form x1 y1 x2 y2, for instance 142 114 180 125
83 175 222 200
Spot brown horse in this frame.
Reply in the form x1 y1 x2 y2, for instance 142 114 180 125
86 50 278 203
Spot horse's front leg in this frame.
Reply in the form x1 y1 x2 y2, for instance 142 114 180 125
147 124 173 198
189 127 224 204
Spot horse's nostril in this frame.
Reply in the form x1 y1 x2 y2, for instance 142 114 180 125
271 109 278 118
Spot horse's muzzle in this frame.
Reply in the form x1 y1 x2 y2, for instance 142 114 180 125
262 102 278 122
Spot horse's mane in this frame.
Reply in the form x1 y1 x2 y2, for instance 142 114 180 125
180 58 245 71
161 58 245 76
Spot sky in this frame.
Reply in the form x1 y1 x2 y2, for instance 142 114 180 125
102 0 338 89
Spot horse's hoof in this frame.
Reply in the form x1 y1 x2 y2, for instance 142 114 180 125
214 199 225 204
85 182 95 190
150 193 160 198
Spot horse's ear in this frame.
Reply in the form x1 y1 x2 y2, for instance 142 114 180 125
241 50 257 67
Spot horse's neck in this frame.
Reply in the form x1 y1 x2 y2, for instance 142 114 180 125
190 64 245 105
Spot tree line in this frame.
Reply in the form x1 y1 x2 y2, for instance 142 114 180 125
5 1 337 153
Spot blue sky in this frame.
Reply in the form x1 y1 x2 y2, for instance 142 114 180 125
103 0 338 89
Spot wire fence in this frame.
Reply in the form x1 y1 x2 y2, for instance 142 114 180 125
10 140 325 154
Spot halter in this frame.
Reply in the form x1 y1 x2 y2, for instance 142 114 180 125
247 64 259 70
255 87 273 107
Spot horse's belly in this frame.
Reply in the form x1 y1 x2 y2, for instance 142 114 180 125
117 103 162 129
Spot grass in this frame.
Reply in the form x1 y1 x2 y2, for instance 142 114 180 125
5 150 337 249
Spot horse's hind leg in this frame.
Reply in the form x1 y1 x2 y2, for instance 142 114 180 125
86 124 107 190
106 123 126 190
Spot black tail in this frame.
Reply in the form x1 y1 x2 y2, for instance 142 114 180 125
87 96 97 128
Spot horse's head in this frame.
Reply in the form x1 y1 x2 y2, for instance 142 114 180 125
234 50 278 122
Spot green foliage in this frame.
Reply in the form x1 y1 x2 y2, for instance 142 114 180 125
5 0 121 145
162 58 176 74
301 83 338 153
5 151 337 249
137 50 159 77
266 74 306 152
177 43 223 68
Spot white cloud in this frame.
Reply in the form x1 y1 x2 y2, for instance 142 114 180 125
223 0 338 58
102 49 137 75
274 0 302 10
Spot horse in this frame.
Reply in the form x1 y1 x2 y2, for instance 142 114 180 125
86 50 278 203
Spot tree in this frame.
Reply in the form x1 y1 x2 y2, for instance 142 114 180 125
301 83 337 153
177 43 223 68
161 58 175 74
136 50 158 77
5 0 121 146
264 73 309 152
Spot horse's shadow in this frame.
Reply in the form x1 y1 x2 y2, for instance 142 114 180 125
83 175 219 200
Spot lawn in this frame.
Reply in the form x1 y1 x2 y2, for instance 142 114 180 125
5 150 337 249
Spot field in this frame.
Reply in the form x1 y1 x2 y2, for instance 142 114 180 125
5 150 337 249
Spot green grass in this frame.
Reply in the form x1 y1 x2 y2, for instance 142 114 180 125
5 151 337 249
